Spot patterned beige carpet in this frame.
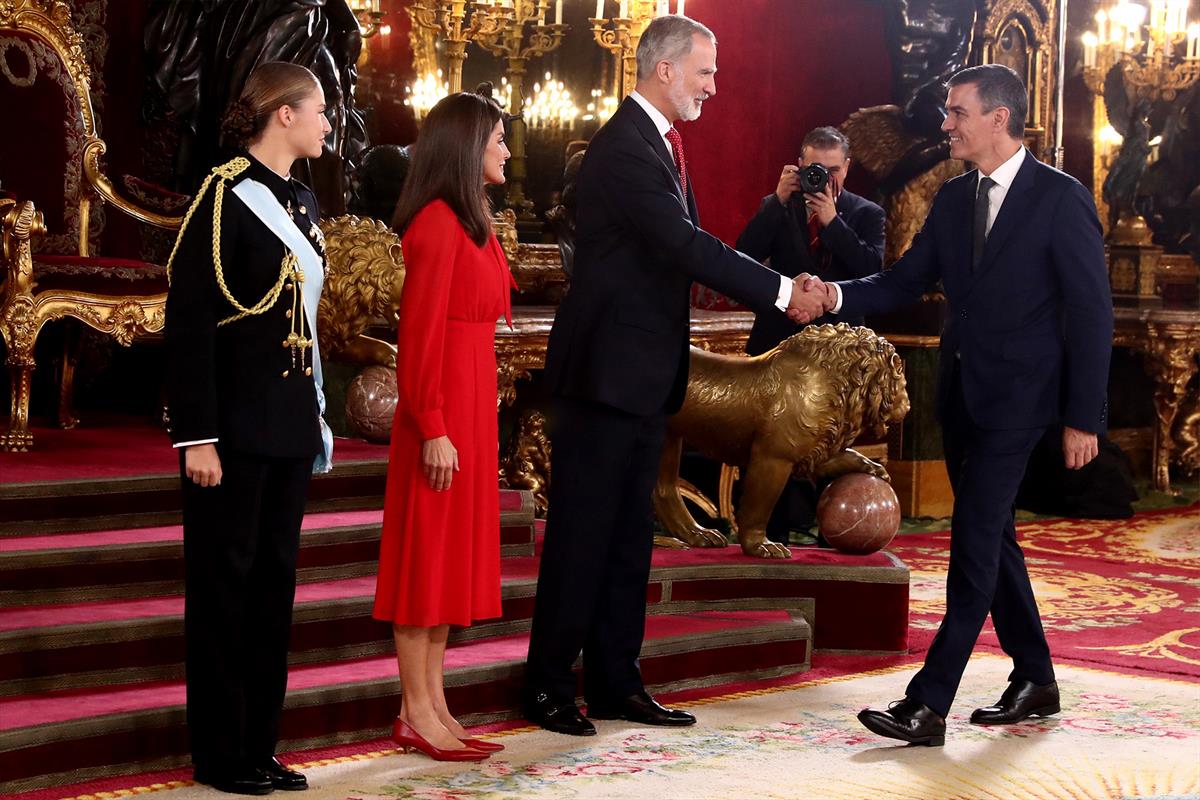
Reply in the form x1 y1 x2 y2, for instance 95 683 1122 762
145 656 1199 800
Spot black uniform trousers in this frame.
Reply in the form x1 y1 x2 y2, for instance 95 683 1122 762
905 363 1055 717
525 396 667 706
181 445 312 771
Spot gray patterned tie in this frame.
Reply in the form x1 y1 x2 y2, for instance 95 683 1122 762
972 176 996 272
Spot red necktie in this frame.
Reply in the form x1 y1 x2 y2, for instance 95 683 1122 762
807 213 821 253
664 127 688 195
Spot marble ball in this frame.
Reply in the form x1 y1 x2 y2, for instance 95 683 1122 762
345 365 397 443
816 473 901 555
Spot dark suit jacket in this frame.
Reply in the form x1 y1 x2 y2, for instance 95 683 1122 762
166 155 324 459
543 97 785 416
737 188 885 354
835 151 1113 434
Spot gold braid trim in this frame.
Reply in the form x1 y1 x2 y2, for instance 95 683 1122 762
164 156 295 328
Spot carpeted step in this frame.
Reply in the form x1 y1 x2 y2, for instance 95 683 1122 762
0 546 904 697
0 609 812 795
0 494 536 606
0 463 389 536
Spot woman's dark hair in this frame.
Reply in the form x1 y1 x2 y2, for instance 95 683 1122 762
391 92 504 247
220 61 321 148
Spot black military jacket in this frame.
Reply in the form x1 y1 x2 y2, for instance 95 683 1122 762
165 154 324 459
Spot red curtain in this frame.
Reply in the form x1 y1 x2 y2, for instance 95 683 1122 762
682 0 893 245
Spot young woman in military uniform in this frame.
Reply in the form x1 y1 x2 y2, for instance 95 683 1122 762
165 61 333 796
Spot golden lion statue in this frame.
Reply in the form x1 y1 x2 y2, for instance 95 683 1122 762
499 409 552 514
653 324 910 559
316 215 405 368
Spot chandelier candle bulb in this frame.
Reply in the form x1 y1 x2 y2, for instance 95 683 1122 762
1083 32 1099 67
1097 9 1108 41
677 0 684 15
1189 23 1199 58
555 0 562 24
619 0 627 18
595 0 604 18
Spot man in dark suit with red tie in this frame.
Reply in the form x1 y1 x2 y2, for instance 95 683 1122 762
801 64 1113 746
523 14 821 736
737 126 886 348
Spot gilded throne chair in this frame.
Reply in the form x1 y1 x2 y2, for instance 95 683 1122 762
0 0 184 451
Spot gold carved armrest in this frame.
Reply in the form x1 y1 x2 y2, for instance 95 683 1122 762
82 138 183 230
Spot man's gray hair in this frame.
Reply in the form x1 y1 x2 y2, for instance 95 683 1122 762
635 15 715 81
947 64 1028 139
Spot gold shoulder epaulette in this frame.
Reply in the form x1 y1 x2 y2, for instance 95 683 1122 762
166 157 252 285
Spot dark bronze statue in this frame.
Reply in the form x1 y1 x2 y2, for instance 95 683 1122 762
841 0 976 263
144 0 367 212
878 0 976 192
347 144 411 223
1137 83 1200 258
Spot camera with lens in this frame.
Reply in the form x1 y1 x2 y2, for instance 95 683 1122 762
798 162 829 195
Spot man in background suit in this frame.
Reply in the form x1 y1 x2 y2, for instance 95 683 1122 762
737 125 885 348
523 14 824 737
799 64 1113 746
737 126 885 543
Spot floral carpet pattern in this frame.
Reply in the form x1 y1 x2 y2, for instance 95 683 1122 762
891 504 1200 679
144 658 1200 800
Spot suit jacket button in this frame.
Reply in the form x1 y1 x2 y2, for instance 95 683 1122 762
960 309 967 318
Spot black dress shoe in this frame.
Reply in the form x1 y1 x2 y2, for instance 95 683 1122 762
193 766 274 795
260 757 308 791
525 691 596 736
971 679 1060 725
587 690 697 727
857 697 946 746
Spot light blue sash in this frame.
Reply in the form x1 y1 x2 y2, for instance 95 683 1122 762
232 179 334 474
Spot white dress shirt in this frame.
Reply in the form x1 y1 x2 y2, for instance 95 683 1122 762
629 91 793 313
829 146 1027 313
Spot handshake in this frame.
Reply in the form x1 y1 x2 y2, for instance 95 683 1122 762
785 273 836 324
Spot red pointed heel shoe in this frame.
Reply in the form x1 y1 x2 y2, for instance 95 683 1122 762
392 719 490 762
458 737 504 753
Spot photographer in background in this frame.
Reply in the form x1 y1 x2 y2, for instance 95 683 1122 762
737 126 885 352
735 126 886 545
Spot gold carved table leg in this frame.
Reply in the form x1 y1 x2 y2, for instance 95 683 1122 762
1142 323 1200 494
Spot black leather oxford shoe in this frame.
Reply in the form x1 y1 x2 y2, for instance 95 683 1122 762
193 765 274 795
587 690 697 727
525 692 597 736
261 757 308 791
971 679 1060 725
857 697 946 746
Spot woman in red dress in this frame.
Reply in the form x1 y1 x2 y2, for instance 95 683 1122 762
372 91 513 762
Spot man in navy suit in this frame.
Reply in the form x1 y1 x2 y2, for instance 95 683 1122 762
801 64 1113 746
523 14 824 736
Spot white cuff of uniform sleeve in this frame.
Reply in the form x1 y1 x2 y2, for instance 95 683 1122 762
774 275 792 312
829 283 843 314
174 438 218 448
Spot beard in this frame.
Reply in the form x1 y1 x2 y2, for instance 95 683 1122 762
668 79 705 122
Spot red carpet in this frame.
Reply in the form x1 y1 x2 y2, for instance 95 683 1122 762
889 503 1200 681
0 415 389 484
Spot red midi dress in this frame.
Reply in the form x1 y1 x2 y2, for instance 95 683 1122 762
372 200 513 627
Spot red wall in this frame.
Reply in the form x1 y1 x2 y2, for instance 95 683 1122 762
680 0 893 245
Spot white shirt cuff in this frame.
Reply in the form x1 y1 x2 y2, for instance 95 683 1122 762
174 438 218 448
774 275 792 312
829 283 843 314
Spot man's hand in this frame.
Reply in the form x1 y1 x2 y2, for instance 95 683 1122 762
786 273 833 324
804 181 837 227
775 164 803 206
1062 426 1099 470
422 435 459 491
184 443 222 487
